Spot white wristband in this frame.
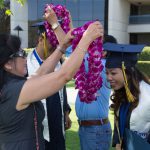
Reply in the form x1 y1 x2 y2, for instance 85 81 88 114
52 23 60 30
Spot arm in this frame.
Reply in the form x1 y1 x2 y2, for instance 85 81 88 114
16 21 103 110
29 8 72 77
45 6 66 45
63 86 72 130
63 86 71 113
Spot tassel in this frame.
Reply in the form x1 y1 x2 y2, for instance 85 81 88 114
42 32 48 59
122 62 135 102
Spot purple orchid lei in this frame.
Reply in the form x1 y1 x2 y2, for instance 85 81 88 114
44 4 70 47
72 21 103 103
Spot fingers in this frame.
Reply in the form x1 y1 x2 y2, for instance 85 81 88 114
44 6 58 25
45 6 52 12
93 21 104 37
65 119 72 130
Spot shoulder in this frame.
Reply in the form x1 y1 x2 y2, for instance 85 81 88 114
139 81 150 92
139 80 150 104
1 79 26 103
27 49 40 75
27 49 35 61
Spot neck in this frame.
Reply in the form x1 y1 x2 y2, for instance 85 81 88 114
36 46 55 60
36 46 45 60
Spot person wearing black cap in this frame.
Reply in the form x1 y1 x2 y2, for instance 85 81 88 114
104 43 150 150
27 7 72 150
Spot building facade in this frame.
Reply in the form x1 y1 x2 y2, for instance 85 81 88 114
10 0 150 48
10 0 107 48
108 0 150 45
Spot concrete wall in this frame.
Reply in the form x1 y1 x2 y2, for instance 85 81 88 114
128 24 150 33
10 1 28 48
108 0 130 43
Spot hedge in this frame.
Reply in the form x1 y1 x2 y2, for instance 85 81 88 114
24 48 33 54
137 61 150 78
139 47 150 61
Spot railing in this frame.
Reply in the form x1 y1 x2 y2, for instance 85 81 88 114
129 14 150 24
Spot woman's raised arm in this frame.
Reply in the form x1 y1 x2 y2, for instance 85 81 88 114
16 21 103 110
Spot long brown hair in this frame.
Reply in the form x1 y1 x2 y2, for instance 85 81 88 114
111 66 150 119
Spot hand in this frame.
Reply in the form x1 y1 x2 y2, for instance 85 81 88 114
116 144 122 150
65 112 72 130
82 21 104 43
44 6 58 25
60 29 74 49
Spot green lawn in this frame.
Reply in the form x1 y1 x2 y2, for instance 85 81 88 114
66 79 75 88
66 105 115 150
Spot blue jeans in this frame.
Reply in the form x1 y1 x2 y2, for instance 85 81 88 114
79 122 112 150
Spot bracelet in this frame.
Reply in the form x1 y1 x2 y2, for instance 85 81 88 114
57 45 66 54
51 23 60 30
76 46 87 54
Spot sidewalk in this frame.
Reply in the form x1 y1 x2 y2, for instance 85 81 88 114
66 87 78 105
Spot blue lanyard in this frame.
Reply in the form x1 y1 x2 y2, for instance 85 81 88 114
33 49 43 65
119 102 130 138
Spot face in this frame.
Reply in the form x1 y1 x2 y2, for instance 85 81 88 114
5 50 27 77
106 68 125 90
38 37 54 58
13 57 27 76
102 50 107 58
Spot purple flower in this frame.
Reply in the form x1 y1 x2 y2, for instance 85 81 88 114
44 4 70 47
71 21 103 103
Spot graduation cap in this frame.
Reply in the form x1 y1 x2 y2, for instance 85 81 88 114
103 34 117 44
31 20 62 35
103 43 145 68
31 21 46 35
31 21 49 58
103 43 145 102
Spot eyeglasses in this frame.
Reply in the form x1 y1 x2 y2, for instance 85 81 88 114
9 49 27 59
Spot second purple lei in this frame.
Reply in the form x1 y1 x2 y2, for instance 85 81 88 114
72 21 103 103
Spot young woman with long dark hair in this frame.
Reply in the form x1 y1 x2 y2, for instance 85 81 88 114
104 43 150 150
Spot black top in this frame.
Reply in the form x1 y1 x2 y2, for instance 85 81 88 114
0 73 45 150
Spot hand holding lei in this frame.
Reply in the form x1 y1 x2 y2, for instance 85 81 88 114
44 4 70 47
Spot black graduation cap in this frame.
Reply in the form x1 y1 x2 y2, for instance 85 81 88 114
31 19 62 35
31 21 46 35
103 43 145 68
103 34 117 44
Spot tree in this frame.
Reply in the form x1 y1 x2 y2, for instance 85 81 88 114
0 0 26 33
0 0 26 15
0 0 10 33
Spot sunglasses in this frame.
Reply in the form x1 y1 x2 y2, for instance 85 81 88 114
9 49 27 59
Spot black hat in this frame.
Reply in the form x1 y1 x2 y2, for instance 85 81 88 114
31 21 46 35
103 35 117 44
103 43 145 68
31 20 62 35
